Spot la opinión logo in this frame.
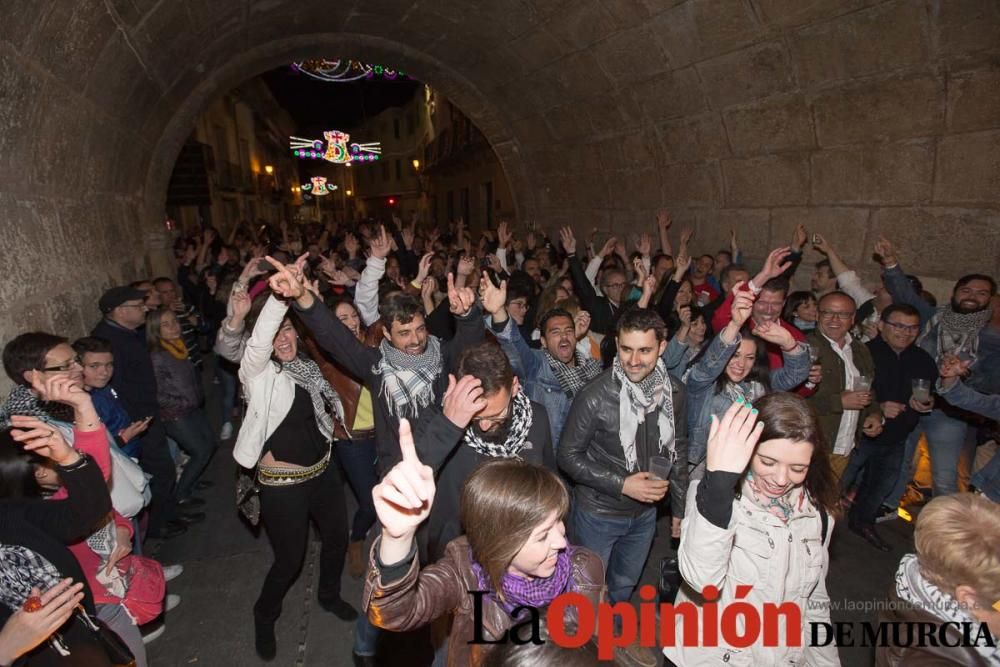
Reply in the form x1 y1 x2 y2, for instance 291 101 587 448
467 586 996 661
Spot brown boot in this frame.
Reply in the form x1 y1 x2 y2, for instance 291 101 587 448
347 540 365 579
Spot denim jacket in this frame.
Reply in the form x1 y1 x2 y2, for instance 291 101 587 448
490 317 573 448
683 331 811 465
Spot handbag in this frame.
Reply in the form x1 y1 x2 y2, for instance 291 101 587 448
236 465 260 526
76 607 136 667
118 555 166 625
108 443 151 518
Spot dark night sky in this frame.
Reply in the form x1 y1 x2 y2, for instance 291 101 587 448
261 62 421 135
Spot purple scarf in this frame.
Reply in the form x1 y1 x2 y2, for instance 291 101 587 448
469 547 575 616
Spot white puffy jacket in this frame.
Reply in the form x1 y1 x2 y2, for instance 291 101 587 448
663 479 841 667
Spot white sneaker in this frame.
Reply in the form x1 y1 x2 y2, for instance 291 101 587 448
165 593 181 612
220 422 233 440
141 623 166 644
162 564 184 582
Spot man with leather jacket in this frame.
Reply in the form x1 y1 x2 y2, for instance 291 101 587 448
558 307 688 604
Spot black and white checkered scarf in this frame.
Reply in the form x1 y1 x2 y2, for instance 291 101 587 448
463 391 533 459
918 305 992 362
544 349 602 398
0 384 74 429
613 356 675 473
373 336 443 419
281 356 344 441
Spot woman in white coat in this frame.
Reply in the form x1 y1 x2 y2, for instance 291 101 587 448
234 263 356 661
664 393 841 667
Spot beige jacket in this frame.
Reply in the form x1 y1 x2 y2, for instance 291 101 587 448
663 480 840 667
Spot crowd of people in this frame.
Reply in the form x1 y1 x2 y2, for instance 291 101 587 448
0 212 997 666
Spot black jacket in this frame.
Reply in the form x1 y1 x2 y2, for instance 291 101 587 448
566 255 620 336
91 319 158 420
558 368 689 518
415 399 554 562
293 299 485 475
866 336 938 445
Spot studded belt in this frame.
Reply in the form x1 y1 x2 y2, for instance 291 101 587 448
257 446 331 487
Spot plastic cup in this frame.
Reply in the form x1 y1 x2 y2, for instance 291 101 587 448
912 379 931 404
649 456 673 481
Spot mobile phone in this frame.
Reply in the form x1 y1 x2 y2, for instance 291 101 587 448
257 259 272 273
812 233 821 245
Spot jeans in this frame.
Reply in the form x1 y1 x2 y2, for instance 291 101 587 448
849 439 905 526
840 442 875 495
354 614 379 657
216 362 238 428
971 449 1000 502
135 419 176 538
922 409 974 496
164 410 218 500
335 437 379 542
97 603 147 667
254 462 348 625
884 428 922 508
570 504 657 603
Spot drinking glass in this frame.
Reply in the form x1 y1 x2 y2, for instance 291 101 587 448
649 456 673 482
855 375 872 392
911 378 931 403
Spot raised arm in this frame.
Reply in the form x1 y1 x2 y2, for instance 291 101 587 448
875 236 936 324
656 209 673 257
356 254 386 327
238 294 289 382
813 234 874 307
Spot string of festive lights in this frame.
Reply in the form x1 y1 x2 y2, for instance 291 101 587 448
290 130 381 165
291 59 406 82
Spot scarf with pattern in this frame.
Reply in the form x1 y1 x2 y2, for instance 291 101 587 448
612 356 675 473
0 384 74 429
463 391 533 459
280 356 343 440
544 349 602 398
469 545 576 616
742 471 806 523
918 305 992 362
373 336 442 419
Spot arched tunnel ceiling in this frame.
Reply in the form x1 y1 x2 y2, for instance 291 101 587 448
0 0 998 347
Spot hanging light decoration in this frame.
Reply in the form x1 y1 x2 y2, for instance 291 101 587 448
291 59 406 82
300 176 338 196
290 130 381 165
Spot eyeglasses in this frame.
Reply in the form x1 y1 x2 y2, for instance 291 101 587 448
476 395 513 427
883 320 920 333
819 310 854 321
38 356 82 372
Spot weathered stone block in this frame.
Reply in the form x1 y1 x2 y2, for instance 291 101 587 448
753 0 867 30
510 28 568 71
632 67 708 121
613 168 663 210
771 207 872 268
812 74 945 146
812 140 935 204
699 208 772 260
546 0 621 50
790 0 930 87
544 104 596 142
30 0 117 83
932 0 1000 58
651 0 764 69
871 207 1000 277
551 52 616 102
697 41 795 109
946 63 1000 132
722 153 810 207
723 94 815 156
592 26 671 84
656 113 730 163
662 161 722 207
933 130 1000 204
619 129 664 168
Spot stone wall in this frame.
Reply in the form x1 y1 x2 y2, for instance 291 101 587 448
0 0 998 393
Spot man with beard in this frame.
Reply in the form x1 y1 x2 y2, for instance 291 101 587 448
485 282 602 447
875 236 998 497
266 255 485 476
558 307 688 605
414 340 555 561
